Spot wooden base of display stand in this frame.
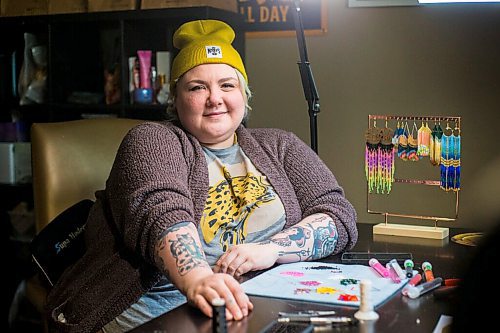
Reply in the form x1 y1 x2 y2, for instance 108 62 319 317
373 223 449 240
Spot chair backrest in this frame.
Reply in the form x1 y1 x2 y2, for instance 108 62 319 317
29 117 144 286
31 117 144 233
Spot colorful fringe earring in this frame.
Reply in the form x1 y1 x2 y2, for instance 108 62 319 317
440 124 461 191
407 122 419 161
392 119 402 148
417 120 431 157
365 126 395 194
397 122 409 161
365 127 381 194
430 122 443 166
453 126 461 191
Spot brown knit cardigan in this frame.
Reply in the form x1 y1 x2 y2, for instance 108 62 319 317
45 121 358 333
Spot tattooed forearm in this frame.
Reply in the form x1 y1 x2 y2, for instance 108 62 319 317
309 221 338 260
154 222 209 277
169 233 208 275
270 214 338 263
278 249 311 260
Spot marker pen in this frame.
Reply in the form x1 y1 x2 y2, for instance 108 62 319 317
390 259 407 280
386 263 401 283
422 261 434 282
401 273 423 295
369 258 390 278
406 277 443 299
404 259 414 278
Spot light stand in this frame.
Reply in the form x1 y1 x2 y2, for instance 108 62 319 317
292 0 320 154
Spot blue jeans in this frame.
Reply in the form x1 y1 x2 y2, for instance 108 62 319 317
102 282 187 333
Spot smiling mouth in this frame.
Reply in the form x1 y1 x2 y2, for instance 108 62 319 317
204 111 227 117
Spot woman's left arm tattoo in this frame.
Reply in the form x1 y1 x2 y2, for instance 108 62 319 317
267 214 338 261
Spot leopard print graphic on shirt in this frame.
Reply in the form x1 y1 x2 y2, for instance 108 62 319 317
201 170 276 252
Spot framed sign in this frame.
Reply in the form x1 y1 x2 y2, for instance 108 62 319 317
237 0 327 37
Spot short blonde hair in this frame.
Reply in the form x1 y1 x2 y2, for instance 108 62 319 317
166 68 252 122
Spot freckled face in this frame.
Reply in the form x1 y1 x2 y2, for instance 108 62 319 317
175 64 246 149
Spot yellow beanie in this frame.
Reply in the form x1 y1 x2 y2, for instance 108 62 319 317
170 20 247 91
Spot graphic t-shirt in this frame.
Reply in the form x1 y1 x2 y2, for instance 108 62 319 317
200 142 286 266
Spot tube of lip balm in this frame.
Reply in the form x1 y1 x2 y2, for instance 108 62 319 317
386 263 401 283
404 259 414 278
369 258 390 278
389 259 406 280
401 273 423 295
137 50 152 89
422 261 435 282
406 277 443 299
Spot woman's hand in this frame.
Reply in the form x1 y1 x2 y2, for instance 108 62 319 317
184 271 253 321
214 242 279 277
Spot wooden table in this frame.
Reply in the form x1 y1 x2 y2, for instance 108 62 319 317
130 223 477 333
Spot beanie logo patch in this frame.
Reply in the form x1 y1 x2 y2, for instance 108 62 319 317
205 46 222 58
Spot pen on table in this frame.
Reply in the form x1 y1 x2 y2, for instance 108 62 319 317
401 273 423 296
389 258 407 280
422 261 435 282
404 259 414 278
406 277 443 299
433 278 461 300
277 316 356 326
369 258 390 278
278 310 337 317
386 262 401 283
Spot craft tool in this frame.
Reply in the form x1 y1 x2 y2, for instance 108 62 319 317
278 310 337 317
444 278 460 286
389 259 406 280
211 298 226 333
277 316 355 326
422 261 434 282
386 263 401 283
354 280 379 321
406 277 443 299
369 258 390 278
401 273 423 296
404 259 414 278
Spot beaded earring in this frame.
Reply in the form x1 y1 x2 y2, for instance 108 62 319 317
430 122 443 166
452 125 461 191
365 126 381 194
365 124 395 194
397 121 409 161
392 118 402 148
380 126 395 194
440 123 461 191
417 120 431 157
407 122 419 162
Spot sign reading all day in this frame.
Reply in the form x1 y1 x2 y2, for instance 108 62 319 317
237 0 327 37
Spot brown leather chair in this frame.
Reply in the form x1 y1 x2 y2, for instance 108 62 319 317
25 117 144 327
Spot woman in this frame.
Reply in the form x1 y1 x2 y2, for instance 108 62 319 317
46 19 358 333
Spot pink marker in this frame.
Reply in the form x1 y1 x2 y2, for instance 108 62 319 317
386 263 401 283
369 258 390 278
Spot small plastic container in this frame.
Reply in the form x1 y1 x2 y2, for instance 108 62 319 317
134 88 153 104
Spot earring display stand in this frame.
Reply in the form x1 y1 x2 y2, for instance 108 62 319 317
367 115 461 240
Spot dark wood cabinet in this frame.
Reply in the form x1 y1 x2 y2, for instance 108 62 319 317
0 7 246 124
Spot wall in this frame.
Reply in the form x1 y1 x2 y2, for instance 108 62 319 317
245 1 500 229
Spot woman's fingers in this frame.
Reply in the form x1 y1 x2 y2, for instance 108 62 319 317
188 273 252 321
216 248 239 274
222 274 252 319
